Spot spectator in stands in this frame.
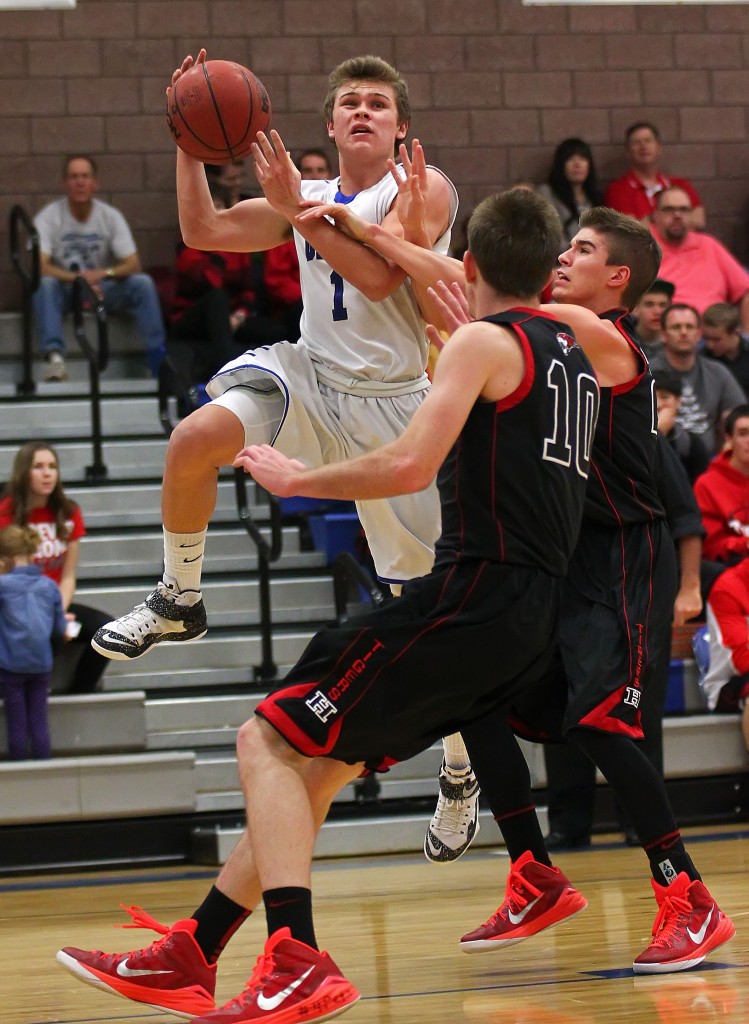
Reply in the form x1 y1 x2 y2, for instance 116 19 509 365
0 524 67 760
702 302 749 398
296 148 334 180
632 278 674 360
699 559 749 751
544 436 705 849
169 181 287 383
0 443 110 694
204 160 251 205
651 188 749 329
648 303 744 454
694 404 749 566
262 149 335 345
32 154 166 382
537 137 604 247
653 367 710 485
604 122 705 229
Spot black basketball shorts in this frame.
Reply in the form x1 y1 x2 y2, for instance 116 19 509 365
256 560 561 771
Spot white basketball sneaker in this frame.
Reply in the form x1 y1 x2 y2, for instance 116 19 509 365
91 582 207 660
424 759 480 863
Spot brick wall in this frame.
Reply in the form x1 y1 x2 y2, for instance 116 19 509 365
1 0 748 311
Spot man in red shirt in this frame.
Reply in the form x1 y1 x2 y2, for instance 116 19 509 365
651 188 749 331
605 122 704 229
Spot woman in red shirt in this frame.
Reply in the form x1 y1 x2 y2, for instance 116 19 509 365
0 443 110 693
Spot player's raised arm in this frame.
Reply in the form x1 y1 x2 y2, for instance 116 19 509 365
169 50 289 253
541 302 638 387
235 318 520 501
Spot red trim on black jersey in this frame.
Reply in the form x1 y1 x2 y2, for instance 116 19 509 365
258 562 490 762
606 308 649 396
577 683 644 738
512 305 560 322
496 323 535 412
259 680 345 758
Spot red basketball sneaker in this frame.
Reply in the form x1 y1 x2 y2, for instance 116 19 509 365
460 850 587 953
191 928 360 1024
55 904 216 1019
633 873 735 974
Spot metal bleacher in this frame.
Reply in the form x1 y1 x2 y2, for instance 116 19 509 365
0 304 747 873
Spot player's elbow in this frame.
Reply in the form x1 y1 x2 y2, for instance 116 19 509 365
391 454 435 495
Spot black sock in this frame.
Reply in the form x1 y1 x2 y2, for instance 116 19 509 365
570 729 701 886
461 712 551 865
644 830 701 887
495 805 552 866
263 887 317 950
192 886 252 964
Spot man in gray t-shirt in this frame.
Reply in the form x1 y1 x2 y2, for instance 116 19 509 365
32 155 165 381
649 303 744 455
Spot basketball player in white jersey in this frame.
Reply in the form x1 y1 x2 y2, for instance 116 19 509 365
91 50 457 660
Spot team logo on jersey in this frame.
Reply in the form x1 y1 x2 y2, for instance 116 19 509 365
555 332 577 356
305 690 338 723
624 686 641 709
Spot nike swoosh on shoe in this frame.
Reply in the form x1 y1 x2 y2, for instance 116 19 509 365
256 966 314 1011
507 896 541 925
687 907 714 945
116 959 173 978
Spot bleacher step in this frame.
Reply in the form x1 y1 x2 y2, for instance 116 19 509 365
0 691 146 757
0 751 195 824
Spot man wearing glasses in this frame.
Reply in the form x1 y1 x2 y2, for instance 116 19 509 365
651 187 749 332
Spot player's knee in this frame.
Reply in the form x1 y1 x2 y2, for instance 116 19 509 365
237 715 298 772
168 405 240 468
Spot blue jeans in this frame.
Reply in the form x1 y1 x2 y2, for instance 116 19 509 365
33 274 166 375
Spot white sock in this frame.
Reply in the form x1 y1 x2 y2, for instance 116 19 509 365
443 732 471 773
163 527 207 602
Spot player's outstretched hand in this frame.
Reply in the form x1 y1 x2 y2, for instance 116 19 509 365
251 129 302 218
388 139 429 243
296 201 373 244
425 280 472 350
233 444 307 497
167 48 206 98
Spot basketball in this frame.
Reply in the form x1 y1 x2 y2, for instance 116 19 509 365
166 59 272 164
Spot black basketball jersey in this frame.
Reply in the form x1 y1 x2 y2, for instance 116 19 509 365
583 309 665 526
433 308 599 576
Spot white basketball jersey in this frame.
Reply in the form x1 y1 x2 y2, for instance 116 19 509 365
295 166 458 383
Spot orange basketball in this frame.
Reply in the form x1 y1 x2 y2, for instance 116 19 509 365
166 59 271 164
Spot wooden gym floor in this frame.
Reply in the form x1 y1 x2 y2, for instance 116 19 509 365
4 827 748 1024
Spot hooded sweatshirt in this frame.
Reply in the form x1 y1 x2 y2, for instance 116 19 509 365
694 450 749 562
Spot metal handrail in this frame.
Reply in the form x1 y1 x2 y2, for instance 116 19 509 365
234 467 283 682
332 551 387 624
8 205 40 396
71 275 109 480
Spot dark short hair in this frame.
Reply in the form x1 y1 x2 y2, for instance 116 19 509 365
725 403 749 436
625 121 660 143
651 367 682 398
703 302 741 334
207 180 232 209
63 154 97 177
643 278 675 302
467 189 562 298
296 148 333 174
662 302 701 330
578 207 662 309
